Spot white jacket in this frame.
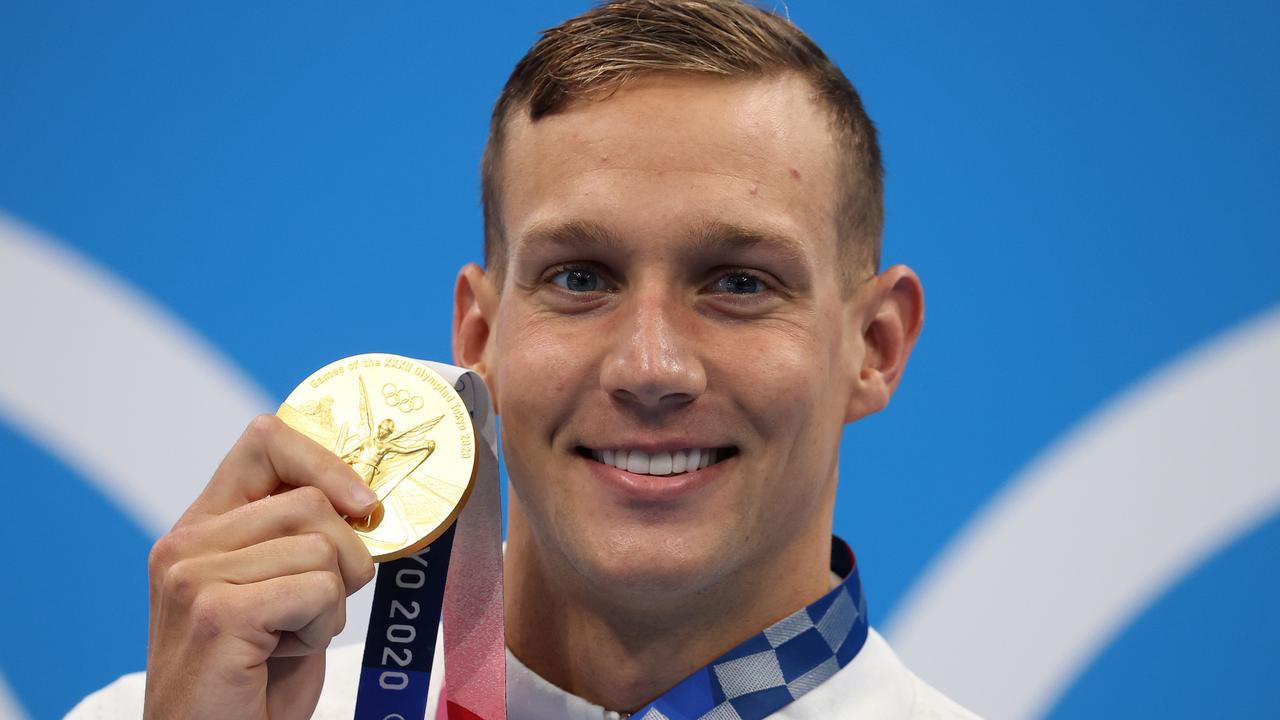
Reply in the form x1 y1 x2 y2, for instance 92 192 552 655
68 626 978 719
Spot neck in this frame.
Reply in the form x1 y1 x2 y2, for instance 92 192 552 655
503 502 834 713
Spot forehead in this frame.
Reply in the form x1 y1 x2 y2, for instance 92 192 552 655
498 73 842 265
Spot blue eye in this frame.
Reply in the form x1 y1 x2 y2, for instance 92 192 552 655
551 268 607 292
715 271 765 295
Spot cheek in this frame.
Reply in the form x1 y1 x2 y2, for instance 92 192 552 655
739 355 841 532
710 317 844 477
722 319 836 418
492 316 599 455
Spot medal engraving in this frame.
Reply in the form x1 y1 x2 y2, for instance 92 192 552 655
278 353 477 562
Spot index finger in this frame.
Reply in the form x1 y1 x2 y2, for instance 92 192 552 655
184 414 378 520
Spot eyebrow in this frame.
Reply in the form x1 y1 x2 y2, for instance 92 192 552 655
685 220 811 268
518 219 626 255
518 218 811 266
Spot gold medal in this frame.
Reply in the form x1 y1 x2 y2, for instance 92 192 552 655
277 353 477 562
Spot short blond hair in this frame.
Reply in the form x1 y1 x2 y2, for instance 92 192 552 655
482 0 883 288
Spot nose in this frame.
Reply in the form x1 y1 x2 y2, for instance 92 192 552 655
600 289 707 411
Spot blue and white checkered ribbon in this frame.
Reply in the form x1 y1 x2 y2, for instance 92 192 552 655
628 538 868 720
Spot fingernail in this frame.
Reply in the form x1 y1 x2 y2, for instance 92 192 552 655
351 482 377 509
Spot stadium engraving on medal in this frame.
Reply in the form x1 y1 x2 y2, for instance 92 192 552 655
277 353 477 562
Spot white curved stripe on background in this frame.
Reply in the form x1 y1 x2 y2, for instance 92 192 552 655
0 213 378 651
0 672 29 720
886 305 1280 719
0 213 272 533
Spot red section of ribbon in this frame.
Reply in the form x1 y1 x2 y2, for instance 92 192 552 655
445 701 486 720
438 433 507 719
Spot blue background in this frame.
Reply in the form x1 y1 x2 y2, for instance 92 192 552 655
2 1 1278 717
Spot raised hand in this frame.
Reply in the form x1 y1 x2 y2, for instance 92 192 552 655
144 415 378 720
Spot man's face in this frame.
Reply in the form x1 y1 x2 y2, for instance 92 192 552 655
485 74 869 596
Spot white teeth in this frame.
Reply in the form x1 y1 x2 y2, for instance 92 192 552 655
671 451 687 474
649 451 673 475
686 448 701 470
626 451 650 474
590 447 726 476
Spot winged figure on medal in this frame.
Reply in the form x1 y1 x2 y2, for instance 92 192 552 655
279 375 444 509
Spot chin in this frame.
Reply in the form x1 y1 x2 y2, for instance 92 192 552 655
565 519 736 600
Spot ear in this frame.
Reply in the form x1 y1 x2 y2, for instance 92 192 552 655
844 264 925 423
452 263 501 411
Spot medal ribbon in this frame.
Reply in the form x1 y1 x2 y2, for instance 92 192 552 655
354 363 506 720
626 538 868 720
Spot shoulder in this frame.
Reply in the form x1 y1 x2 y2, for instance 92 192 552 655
65 671 146 719
64 643 370 720
905 673 982 720
780 627 981 720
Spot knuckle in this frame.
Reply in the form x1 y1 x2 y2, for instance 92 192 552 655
333 602 348 636
356 556 376 587
163 559 201 603
188 589 229 642
319 571 345 603
148 525 199 578
291 485 330 514
147 534 179 577
301 532 339 566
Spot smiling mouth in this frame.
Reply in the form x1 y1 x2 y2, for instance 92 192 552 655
577 447 738 476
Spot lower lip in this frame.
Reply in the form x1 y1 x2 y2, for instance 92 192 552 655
583 453 730 503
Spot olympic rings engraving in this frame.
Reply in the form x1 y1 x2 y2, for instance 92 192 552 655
381 383 425 413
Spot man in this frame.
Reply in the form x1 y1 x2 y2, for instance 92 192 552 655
72 1 977 717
